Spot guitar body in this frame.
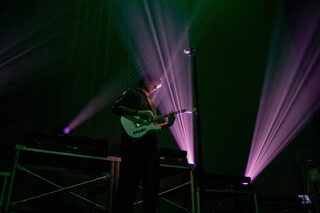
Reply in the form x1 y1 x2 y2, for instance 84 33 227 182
120 108 195 139
120 115 161 139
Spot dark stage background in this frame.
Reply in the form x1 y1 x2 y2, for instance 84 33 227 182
1 0 320 201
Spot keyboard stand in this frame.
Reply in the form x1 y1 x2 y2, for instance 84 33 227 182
4 144 121 213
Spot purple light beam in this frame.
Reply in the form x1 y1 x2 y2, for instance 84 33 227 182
245 5 320 181
67 70 137 131
114 0 195 163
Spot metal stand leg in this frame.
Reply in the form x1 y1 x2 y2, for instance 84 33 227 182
114 161 120 197
109 161 115 213
190 169 195 213
253 191 259 213
108 160 120 213
5 149 20 212
0 172 10 208
196 186 201 213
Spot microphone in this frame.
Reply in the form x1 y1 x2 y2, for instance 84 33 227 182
183 48 197 56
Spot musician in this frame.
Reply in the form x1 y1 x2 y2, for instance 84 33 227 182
112 74 176 213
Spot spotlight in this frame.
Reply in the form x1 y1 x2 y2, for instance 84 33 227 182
63 126 72 135
183 48 197 56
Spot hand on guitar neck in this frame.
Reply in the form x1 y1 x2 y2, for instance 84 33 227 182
137 110 154 121
167 111 176 127
137 110 176 126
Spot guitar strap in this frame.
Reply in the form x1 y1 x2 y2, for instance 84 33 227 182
146 96 157 116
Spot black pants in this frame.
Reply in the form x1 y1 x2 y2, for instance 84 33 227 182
115 134 160 213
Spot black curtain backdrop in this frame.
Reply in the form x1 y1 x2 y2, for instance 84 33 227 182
0 0 319 197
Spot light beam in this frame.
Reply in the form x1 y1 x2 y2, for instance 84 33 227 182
245 4 320 181
114 0 195 163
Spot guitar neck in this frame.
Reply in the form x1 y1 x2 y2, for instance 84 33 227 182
154 109 195 122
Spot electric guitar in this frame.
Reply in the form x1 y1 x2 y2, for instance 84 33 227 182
120 108 196 139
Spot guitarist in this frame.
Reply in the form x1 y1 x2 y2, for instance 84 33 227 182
112 74 176 213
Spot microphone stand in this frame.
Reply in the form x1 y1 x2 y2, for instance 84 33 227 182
185 48 203 213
